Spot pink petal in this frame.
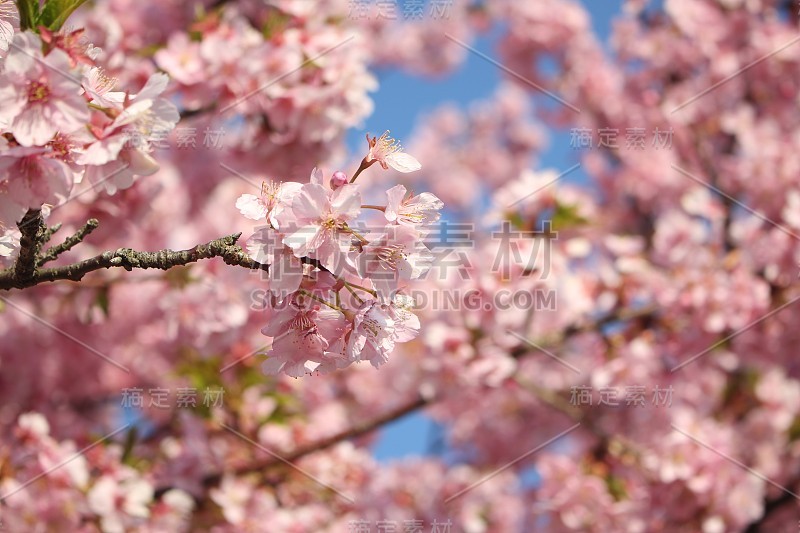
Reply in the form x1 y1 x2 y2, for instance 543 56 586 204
11 105 56 146
292 183 329 221
4 33 38 76
261 357 286 375
236 194 268 221
309 167 324 185
0 79 25 123
76 135 127 166
134 73 169 101
268 254 304 298
123 148 159 176
384 184 406 222
284 224 323 256
245 226 280 263
386 152 421 173
330 184 361 220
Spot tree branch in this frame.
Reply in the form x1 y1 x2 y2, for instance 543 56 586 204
190 396 428 493
0 230 269 291
41 222 63 245
37 219 100 266
13 209 46 282
743 488 800 532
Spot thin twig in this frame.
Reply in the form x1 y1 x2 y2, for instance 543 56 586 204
38 219 100 266
41 223 63 245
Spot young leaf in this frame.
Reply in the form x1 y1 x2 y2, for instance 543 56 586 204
14 0 39 31
38 0 89 31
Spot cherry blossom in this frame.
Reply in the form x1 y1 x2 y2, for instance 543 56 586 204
0 0 17 54
235 179 303 228
0 32 89 146
282 181 362 269
0 145 74 225
0 1 798 531
365 131 422 173
353 223 433 297
384 184 444 227
261 300 346 378
245 225 305 298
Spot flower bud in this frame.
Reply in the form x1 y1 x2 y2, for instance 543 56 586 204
330 171 348 189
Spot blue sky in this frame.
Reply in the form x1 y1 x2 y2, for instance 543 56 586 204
352 1 622 462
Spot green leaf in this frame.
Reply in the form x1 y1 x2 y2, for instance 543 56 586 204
94 286 110 318
261 11 290 40
605 474 628 501
14 0 39 31
121 426 139 465
163 265 198 289
38 0 90 31
550 201 588 231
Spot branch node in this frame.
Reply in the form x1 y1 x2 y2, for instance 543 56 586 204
14 209 46 281
38 218 101 266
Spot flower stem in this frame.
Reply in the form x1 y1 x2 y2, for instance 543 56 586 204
349 157 373 184
346 227 369 244
342 283 365 305
345 281 376 297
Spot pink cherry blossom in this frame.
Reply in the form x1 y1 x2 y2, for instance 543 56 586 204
0 145 74 225
384 184 444 226
245 225 305 298
235 179 303 228
1 1 798 531
366 131 422 173
283 182 362 270
77 73 179 194
87 474 155 533
0 32 89 146
0 0 17 54
346 298 419 368
153 33 205 85
82 66 124 108
261 300 345 377
353 223 433 297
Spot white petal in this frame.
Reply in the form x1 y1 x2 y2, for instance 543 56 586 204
236 194 268 220
134 73 169 101
386 152 421 173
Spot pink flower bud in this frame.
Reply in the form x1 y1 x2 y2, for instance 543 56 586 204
330 171 348 189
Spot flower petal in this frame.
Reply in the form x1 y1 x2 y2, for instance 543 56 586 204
386 152 421 173
236 194 268 221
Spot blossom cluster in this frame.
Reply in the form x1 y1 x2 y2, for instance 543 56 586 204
1 0 799 531
0 19 178 239
237 133 443 377
1 412 193 532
